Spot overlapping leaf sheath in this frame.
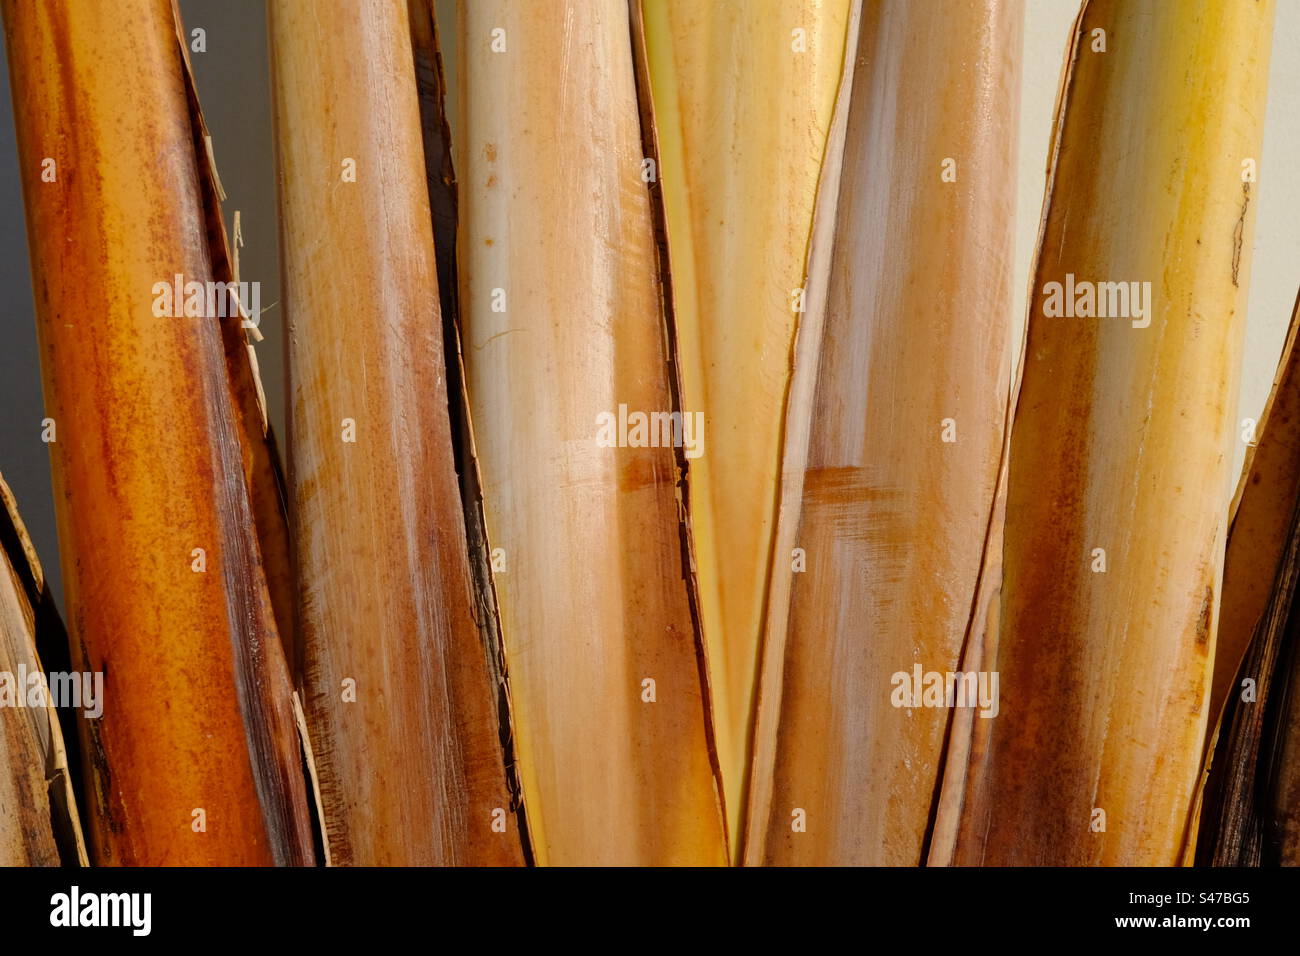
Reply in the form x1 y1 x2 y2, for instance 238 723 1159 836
1197 483 1300 865
640 0 851 849
0 475 85 866
3 0 313 865
949 0 1273 866
745 0 1020 866
1212 299 1300 738
269 0 523 866
1196 293 1300 865
457 0 727 865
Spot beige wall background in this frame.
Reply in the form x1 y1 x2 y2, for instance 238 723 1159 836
1016 1 1300 487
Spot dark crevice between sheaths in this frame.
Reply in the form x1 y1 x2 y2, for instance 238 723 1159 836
624 0 730 852
408 0 535 867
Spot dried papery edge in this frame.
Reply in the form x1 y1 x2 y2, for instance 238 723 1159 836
626 0 728 850
740 1 860 867
408 0 533 862
0 474 88 866
290 689 329 866
1227 297 1300 524
925 0 1090 867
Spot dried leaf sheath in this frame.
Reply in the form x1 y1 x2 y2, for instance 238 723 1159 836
641 0 852 852
1197 490 1300 865
951 0 1273 866
269 0 524 865
745 0 1020 866
457 0 727 865
3 0 314 865
1212 297 1300 738
1196 293 1300 865
0 474 86 866
1187 294 1300 864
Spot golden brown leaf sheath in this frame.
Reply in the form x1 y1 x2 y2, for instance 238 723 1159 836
269 0 524 866
457 0 727 865
745 0 1020 866
950 0 1273 866
4 0 313 866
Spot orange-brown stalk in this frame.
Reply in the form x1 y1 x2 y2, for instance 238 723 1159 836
4 0 313 865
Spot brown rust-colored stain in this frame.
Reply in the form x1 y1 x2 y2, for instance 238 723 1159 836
616 448 666 494
1195 583 1215 646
